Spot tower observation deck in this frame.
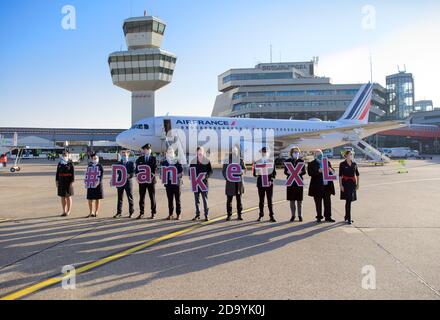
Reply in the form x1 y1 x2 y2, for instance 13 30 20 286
108 15 177 124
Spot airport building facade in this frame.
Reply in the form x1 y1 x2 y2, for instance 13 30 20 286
212 61 388 122
386 71 415 120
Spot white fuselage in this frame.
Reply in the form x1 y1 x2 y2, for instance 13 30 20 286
116 115 368 155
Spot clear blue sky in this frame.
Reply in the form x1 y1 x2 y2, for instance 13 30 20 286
1 0 439 128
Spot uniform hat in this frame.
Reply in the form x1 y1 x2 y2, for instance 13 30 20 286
142 143 152 150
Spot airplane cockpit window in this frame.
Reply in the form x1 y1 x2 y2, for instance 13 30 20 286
131 124 149 130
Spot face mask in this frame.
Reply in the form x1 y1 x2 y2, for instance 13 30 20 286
292 152 300 159
316 154 323 161
61 156 68 163
92 159 99 165
144 150 151 156
121 155 127 161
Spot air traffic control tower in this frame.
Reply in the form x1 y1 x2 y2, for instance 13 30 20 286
108 15 177 124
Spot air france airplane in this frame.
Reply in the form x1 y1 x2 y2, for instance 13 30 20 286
116 83 403 156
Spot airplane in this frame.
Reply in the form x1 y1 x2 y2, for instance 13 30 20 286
116 83 404 162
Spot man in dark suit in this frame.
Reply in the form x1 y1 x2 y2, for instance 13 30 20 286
114 149 135 218
307 149 336 223
253 147 277 222
135 143 157 219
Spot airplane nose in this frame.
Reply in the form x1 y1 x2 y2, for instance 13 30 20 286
116 131 129 148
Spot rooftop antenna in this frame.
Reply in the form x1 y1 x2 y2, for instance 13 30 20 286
144 9 147 16
130 0 133 16
270 43 273 63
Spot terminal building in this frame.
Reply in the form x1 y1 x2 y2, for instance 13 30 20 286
212 61 388 122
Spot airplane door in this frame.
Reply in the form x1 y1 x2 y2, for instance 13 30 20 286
164 119 172 134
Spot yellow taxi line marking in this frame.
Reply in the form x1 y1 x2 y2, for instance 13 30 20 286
0 200 286 300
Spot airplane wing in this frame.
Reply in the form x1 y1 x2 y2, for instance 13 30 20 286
275 121 404 144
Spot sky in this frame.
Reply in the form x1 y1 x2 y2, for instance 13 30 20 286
1 0 440 129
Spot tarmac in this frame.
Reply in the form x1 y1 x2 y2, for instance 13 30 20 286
0 157 439 300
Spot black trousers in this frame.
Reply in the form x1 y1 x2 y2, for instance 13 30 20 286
117 182 134 215
345 200 352 221
227 194 243 216
258 186 274 217
139 183 156 215
166 185 181 216
313 194 332 220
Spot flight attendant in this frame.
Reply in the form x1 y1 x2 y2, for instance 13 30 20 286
113 149 135 219
161 147 183 220
135 143 157 219
222 146 246 221
86 153 104 218
307 149 336 223
284 147 306 222
56 151 75 217
339 150 360 224
253 147 276 222
190 147 213 221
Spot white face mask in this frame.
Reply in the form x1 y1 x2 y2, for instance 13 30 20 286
92 159 99 165
292 152 300 159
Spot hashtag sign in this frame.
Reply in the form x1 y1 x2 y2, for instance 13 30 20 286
84 166 101 189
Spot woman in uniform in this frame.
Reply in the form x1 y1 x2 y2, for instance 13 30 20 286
339 150 360 224
56 151 75 217
284 147 306 222
85 153 104 218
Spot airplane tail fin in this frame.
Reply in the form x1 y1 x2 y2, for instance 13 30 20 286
338 83 373 124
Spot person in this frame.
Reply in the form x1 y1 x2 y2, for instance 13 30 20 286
114 149 135 219
190 147 213 221
222 146 246 221
253 147 277 222
161 147 183 220
56 151 75 217
86 153 104 218
284 147 306 222
308 149 336 223
339 150 360 224
0 154 7 168
135 143 157 219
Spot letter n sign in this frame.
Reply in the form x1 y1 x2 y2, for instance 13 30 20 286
161 166 178 185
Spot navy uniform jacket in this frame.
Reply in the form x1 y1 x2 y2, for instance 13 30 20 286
135 155 157 184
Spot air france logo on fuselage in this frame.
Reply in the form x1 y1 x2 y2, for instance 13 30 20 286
176 120 237 126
